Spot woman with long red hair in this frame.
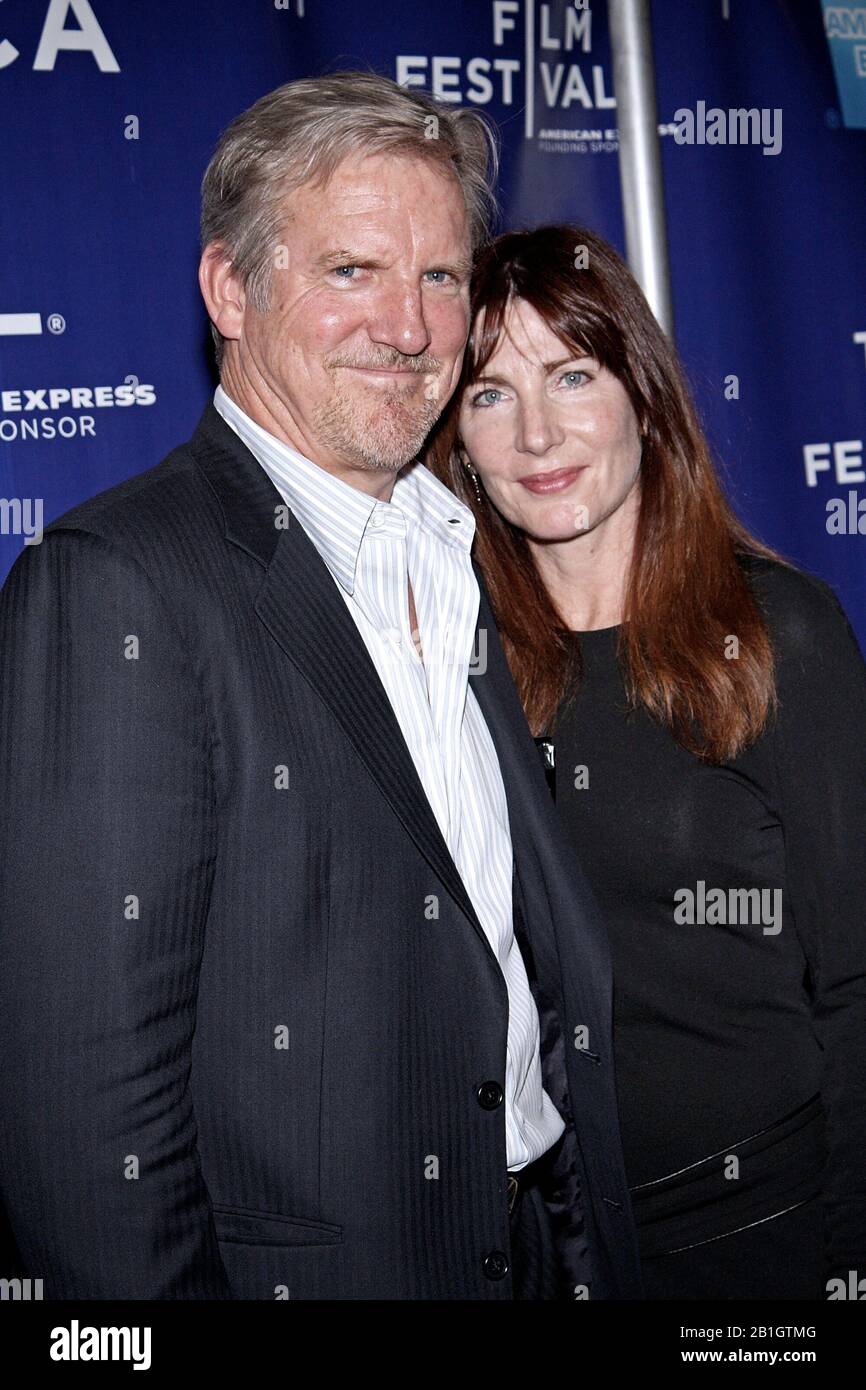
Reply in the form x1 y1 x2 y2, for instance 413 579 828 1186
428 224 866 1299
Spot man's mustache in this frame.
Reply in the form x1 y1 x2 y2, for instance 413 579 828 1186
325 352 442 374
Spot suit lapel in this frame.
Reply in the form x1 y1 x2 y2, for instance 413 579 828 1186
255 526 493 944
471 566 615 1031
188 401 495 952
468 565 547 857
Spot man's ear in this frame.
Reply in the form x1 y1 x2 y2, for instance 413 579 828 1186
199 243 245 346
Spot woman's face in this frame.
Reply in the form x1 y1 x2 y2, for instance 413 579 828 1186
457 298 643 543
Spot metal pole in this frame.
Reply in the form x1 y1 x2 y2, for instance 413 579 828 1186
608 0 674 336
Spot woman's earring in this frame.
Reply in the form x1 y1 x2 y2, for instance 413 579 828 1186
463 459 484 504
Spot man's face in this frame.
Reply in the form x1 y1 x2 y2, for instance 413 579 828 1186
222 151 473 484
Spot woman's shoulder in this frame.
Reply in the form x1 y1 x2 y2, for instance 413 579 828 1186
736 550 861 663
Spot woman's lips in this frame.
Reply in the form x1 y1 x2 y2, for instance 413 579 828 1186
518 466 585 495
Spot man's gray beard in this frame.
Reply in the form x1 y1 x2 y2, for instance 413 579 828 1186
311 383 443 472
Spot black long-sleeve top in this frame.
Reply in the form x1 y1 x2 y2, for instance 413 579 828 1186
549 556 866 1280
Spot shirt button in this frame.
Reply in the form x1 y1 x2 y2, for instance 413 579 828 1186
369 510 384 528
476 1080 504 1110
483 1250 509 1280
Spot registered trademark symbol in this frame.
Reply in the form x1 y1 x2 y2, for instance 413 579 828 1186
47 313 66 334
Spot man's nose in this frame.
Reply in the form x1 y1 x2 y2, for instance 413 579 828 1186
365 282 431 358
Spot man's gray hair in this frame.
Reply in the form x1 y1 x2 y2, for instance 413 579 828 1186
200 70 500 369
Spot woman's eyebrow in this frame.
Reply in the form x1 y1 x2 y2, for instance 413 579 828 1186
543 354 594 371
473 355 595 384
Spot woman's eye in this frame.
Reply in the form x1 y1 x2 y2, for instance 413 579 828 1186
471 388 502 408
560 370 588 388
424 270 454 284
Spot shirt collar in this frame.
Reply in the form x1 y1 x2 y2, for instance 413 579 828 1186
213 385 475 595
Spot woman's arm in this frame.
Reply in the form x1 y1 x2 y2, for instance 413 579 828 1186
768 566 866 1290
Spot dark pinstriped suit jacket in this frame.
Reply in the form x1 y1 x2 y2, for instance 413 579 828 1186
0 401 644 1299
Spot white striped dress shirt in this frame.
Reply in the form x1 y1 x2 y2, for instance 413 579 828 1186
213 385 565 1171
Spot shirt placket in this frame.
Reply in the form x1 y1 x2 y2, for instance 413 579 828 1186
408 534 470 862
356 511 453 850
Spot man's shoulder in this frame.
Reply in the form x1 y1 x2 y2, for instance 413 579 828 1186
46 435 215 550
1 421 232 609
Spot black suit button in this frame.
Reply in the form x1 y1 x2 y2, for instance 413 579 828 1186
483 1250 509 1280
476 1080 504 1110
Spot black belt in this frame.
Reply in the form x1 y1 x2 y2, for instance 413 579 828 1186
629 1093 826 1257
507 1140 562 1220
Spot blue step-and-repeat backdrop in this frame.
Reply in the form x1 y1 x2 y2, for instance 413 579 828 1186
1 0 864 642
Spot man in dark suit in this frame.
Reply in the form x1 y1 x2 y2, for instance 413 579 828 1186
0 72 643 1300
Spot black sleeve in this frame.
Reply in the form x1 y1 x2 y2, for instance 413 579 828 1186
769 571 866 1284
0 528 233 1298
